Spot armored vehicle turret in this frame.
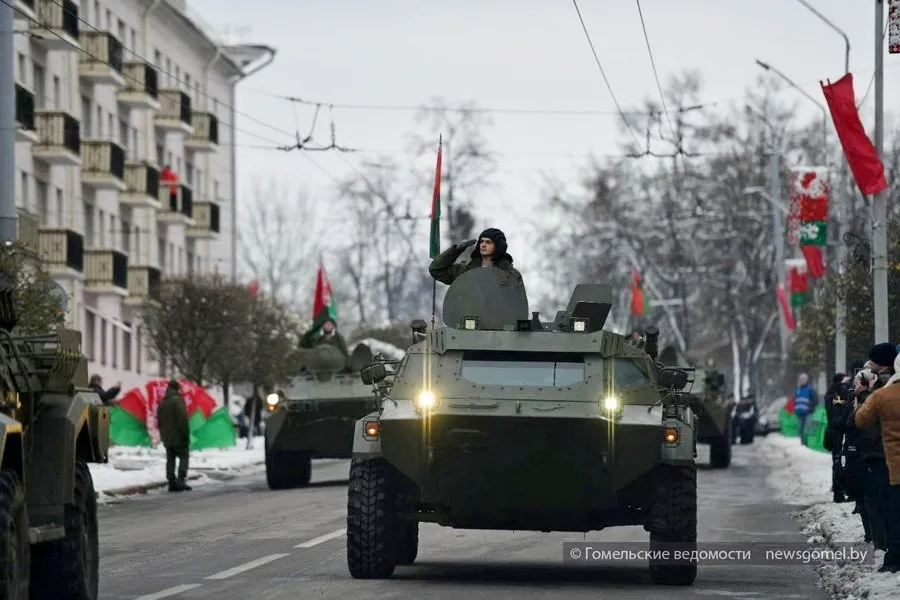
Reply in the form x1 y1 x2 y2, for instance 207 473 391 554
263 341 380 489
345 267 699 586
658 348 733 468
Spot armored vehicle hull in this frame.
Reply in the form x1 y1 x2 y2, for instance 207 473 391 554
265 344 378 489
346 268 699 586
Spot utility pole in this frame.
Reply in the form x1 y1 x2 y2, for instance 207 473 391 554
873 0 889 342
768 153 788 361
0 1 17 242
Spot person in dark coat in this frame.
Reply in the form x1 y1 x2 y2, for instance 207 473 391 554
89 374 121 405
156 380 192 492
428 228 524 285
824 372 849 502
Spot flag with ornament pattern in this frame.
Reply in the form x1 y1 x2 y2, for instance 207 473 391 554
790 168 829 277
786 259 808 308
429 135 443 259
310 260 337 334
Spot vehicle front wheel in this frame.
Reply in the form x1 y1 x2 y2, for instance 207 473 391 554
395 520 419 565
347 458 399 578
648 464 697 586
31 460 99 599
0 469 30 599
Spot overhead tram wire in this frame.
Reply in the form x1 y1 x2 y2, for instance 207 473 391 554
570 0 643 153
634 0 675 140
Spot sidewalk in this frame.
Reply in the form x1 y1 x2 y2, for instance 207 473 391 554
90 436 266 501
759 433 900 599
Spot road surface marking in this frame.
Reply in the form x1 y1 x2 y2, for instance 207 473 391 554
134 584 202 600
295 528 346 548
204 553 290 580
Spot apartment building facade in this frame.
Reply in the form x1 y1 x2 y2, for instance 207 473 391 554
11 0 274 391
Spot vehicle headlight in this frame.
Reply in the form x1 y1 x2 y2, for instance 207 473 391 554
414 390 436 411
265 393 280 408
603 396 619 411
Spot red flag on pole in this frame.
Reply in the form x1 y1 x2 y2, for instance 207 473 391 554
429 136 443 259
776 285 797 331
821 74 888 195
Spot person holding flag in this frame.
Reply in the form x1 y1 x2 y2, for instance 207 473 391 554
300 260 349 359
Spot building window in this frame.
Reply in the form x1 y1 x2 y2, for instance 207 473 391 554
100 319 107 365
130 28 136 52
33 63 44 109
84 311 95 360
135 326 142 374
112 325 118 369
55 188 63 228
52 75 60 106
123 329 132 371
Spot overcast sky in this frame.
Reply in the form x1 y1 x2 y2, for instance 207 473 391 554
190 0 896 283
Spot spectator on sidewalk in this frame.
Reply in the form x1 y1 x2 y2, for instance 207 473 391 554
854 350 900 573
157 379 192 492
794 373 819 446
824 372 849 503
89 374 121 405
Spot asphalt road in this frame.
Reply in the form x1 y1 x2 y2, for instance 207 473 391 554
99 445 830 600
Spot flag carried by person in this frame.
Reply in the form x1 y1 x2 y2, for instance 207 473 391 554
309 259 337 334
430 135 443 259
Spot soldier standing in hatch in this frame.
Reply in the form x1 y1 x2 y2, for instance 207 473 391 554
300 318 350 360
428 227 523 285
156 379 192 492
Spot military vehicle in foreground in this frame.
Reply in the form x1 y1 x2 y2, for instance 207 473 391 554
263 342 378 489
658 347 733 468
345 267 699 586
0 274 110 598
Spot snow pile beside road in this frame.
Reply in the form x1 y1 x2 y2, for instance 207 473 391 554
90 437 265 501
759 434 900 598
352 338 405 360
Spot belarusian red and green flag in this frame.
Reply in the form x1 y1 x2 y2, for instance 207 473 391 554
790 168 829 277
109 378 236 449
429 135 443 259
310 259 337 333
786 258 808 309
630 268 650 315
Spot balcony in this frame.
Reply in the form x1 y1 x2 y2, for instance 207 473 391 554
184 112 219 153
120 162 161 209
84 249 129 296
15 84 38 144
158 183 194 226
125 265 162 307
117 62 160 111
30 0 80 52
78 32 124 87
155 89 193 135
14 1 37 23
16 209 41 254
186 201 221 239
32 111 81 166
38 228 84 278
80 140 126 191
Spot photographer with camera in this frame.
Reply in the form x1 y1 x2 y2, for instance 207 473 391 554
832 343 896 561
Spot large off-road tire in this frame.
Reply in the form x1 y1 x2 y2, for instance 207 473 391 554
31 460 99 600
265 449 312 490
0 470 30 599
648 464 697 586
395 520 419 565
709 415 732 469
347 458 398 579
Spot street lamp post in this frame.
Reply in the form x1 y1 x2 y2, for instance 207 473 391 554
793 0 852 370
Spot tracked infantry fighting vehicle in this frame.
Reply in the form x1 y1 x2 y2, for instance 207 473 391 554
659 348 732 468
346 267 699 586
0 274 110 598
264 342 378 489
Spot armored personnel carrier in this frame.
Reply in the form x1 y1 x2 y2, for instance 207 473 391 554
263 342 379 489
658 348 732 469
0 274 110 598
345 267 699 586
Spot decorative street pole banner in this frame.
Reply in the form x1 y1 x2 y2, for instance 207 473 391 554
786 258 808 309
890 0 900 54
789 167 829 278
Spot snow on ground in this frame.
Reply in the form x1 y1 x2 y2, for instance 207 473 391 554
90 437 265 502
759 433 900 598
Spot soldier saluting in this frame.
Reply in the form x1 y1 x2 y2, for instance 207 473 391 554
428 227 523 285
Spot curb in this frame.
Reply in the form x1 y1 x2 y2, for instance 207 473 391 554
99 473 203 498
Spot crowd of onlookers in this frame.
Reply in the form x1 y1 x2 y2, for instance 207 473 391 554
798 342 900 573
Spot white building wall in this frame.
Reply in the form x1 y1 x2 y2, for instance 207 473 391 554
11 0 243 393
